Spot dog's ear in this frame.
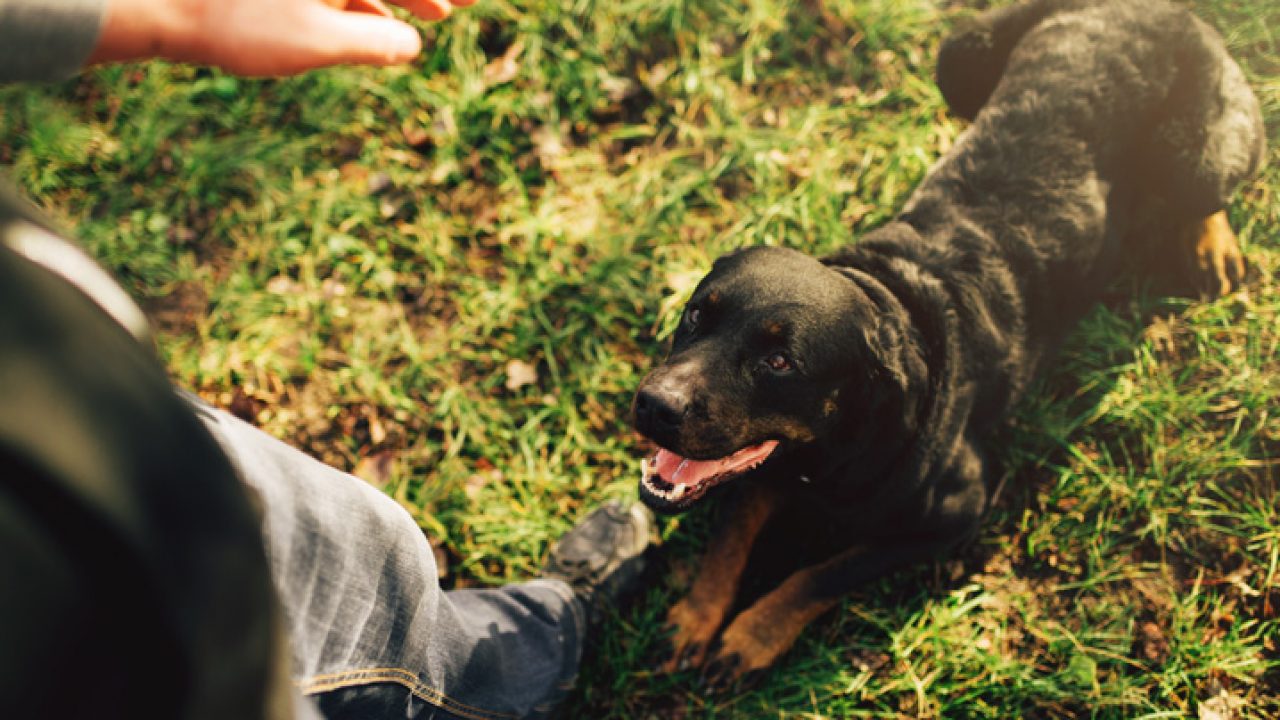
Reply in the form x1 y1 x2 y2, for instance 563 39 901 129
864 313 910 394
707 245 754 270
828 265 915 396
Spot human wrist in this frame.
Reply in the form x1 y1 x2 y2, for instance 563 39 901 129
86 0 202 67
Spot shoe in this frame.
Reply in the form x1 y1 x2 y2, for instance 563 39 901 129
542 500 653 623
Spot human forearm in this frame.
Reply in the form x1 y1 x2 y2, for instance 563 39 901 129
85 0 432 76
85 0 435 76
2 0 477 84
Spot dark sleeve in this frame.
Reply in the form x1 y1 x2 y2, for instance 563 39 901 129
0 0 107 83
0 190 294 719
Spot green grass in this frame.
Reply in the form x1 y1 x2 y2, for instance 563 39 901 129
2 0 1278 716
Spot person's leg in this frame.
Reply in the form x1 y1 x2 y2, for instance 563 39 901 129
187 395 645 720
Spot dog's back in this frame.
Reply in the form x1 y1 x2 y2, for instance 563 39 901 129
939 0 1264 212
642 1 1266 686
832 0 1264 430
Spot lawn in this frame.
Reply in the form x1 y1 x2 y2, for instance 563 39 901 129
1 0 1277 716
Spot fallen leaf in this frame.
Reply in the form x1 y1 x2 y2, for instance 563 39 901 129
430 538 449 580
401 122 432 152
228 386 263 424
464 468 503 499
353 450 397 487
365 171 393 196
850 650 890 674
505 359 538 391
833 85 862 101
333 136 363 160
1198 680 1245 720
483 41 524 87
599 73 636 103
376 193 417 222
1143 314 1179 360
320 278 348 299
339 161 368 182
365 408 386 445
428 158 459 185
638 61 673 91
532 125 567 170
266 275 301 295
1136 621 1169 664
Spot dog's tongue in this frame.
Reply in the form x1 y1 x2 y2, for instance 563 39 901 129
652 440 779 486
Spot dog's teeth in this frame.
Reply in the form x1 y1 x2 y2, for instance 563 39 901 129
671 484 688 501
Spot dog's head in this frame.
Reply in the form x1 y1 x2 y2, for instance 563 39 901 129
633 245 916 513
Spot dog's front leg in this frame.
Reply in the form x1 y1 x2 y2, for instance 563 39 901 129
699 539 946 690
660 480 783 673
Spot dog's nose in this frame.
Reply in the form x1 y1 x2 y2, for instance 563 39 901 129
634 386 689 434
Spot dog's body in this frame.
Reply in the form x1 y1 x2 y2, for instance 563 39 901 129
632 0 1264 687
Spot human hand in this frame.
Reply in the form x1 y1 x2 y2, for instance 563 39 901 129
88 0 476 76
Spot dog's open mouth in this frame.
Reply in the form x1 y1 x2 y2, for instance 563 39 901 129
639 440 779 512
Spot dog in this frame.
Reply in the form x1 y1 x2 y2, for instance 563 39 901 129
631 0 1264 689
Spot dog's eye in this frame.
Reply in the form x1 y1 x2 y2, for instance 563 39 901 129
764 352 793 373
685 306 701 328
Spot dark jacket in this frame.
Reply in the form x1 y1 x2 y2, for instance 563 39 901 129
0 187 293 719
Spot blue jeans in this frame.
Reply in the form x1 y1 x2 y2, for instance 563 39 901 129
190 397 587 720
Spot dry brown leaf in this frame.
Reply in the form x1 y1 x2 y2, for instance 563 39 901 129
339 161 368 183
464 468 503 499
353 450 397 487
431 542 449 579
505 359 538 391
483 41 524 87
365 408 386 446
402 123 432 152
1136 621 1169 664
1198 681 1245 720
265 275 301 295
1143 313 1180 361
365 171 392 196
532 125 567 168
599 74 636 103
320 278 348 299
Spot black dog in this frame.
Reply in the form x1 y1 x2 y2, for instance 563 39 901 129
632 0 1264 688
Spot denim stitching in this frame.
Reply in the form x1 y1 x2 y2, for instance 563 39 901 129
303 670 511 720
299 667 519 720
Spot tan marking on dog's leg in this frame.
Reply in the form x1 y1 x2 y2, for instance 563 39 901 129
660 482 782 674
699 548 859 689
1190 210 1246 298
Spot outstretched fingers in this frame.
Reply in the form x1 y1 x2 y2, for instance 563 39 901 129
299 4 424 70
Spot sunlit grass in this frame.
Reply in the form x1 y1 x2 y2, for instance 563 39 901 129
2 0 1276 716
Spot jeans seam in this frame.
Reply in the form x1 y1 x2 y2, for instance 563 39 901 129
299 667 519 720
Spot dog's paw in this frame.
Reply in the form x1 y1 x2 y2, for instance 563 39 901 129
698 620 782 692
1190 211 1247 298
658 598 723 674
